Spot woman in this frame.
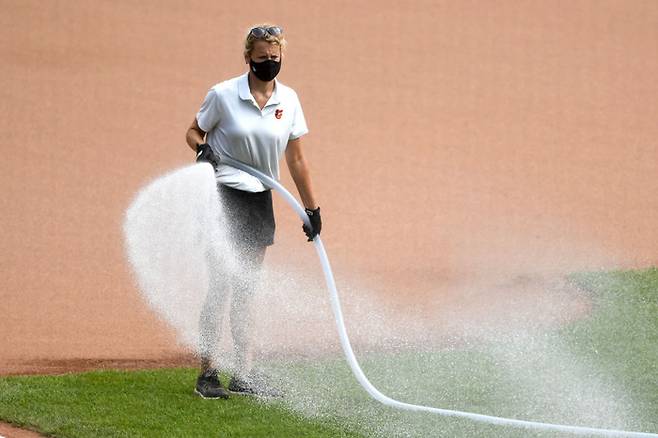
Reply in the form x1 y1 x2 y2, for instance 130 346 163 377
185 24 321 399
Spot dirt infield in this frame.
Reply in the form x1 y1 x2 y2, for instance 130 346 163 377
0 422 47 438
1 0 656 379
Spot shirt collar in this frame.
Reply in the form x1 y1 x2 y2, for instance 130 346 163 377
238 72 280 106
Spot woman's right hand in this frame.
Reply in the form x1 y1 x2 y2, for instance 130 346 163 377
196 143 219 169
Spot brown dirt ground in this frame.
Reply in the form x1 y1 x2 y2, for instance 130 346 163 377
0 422 46 438
0 0 656 398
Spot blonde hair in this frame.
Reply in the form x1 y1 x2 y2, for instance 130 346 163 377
244 23 287 56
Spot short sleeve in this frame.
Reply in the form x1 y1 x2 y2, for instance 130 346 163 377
289 93 309 140
196 88 222 133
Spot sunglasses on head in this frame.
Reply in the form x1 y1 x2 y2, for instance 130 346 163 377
249 26 283 39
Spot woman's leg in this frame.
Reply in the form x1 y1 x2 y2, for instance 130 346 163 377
229 245 266 378
195 247 232 399
198 248 230 372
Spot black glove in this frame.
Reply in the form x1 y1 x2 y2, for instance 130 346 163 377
303 207 322 241
196 143 219 169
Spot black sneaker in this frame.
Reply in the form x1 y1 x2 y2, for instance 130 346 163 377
195 369 230 399
228 372 282 397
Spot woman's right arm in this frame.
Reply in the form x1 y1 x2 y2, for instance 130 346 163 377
186 118 207 151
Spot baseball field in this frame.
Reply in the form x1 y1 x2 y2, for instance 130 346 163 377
0 268 657 437
1 1 657 437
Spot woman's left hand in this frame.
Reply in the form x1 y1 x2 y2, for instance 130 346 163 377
303 207 321 241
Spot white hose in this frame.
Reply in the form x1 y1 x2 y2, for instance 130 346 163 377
220 157 658 438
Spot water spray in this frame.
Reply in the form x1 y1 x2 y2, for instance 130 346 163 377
220 157 657 438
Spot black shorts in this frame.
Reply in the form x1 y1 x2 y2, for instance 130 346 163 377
218 184 275 248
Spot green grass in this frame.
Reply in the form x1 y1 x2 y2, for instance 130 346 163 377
0 268 656 437
565 268 658 416
0 368 361 437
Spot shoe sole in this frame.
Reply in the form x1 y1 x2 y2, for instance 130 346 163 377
228 388 283 398
227 388 254 396
194 388 230 400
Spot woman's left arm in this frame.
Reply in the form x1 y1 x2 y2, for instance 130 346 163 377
285 137 318 210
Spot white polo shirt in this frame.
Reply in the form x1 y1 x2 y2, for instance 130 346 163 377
196 73 309 192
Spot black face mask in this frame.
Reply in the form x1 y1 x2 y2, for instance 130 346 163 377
249 58 281 82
